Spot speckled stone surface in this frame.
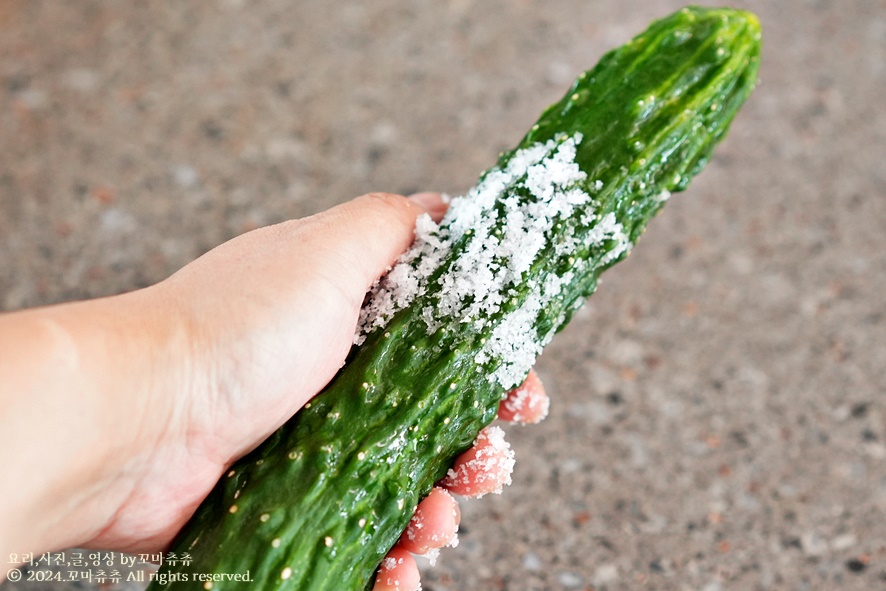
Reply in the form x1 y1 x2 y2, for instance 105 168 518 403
1 1 884 590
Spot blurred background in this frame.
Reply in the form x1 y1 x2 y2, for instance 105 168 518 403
1 1 884 590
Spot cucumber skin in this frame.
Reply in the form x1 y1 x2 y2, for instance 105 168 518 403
150 7 760 591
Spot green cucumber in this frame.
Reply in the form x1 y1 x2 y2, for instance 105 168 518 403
151 6 760 590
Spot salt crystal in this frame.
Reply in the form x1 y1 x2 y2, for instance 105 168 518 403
502 379 550 424
470 426 515 495
381 556 398 571
448 532 459 548
354 132 637 388
423 547 440 566
441 425 515 496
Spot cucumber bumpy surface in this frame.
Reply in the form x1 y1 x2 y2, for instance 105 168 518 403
150 6 761 591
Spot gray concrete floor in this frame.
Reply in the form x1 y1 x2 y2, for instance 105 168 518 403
1 1 884 590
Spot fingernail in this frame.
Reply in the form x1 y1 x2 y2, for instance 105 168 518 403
408 192 443 209
408 192 448 223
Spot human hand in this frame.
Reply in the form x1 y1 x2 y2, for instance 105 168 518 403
374 369 549 591
0 192 549 591
148 191 549 590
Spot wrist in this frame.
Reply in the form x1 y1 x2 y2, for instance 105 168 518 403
0 285 191 559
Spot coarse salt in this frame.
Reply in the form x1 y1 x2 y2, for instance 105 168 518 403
355 132 632 388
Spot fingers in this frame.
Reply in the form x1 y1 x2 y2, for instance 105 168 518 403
439 371 548 497
296 191 447 310
373 546 421 591
373 487 460 591
498 369 549 424
304 192 427 306
374 425 517 590
439 425 516 497
398 487 460 555
408 192 449 223
374 370 548 591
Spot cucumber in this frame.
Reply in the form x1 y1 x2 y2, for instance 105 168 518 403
150 6 760 590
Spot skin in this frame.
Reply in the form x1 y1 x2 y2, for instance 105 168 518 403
0 192 549 591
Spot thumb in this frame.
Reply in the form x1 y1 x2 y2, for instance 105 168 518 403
300 192 427 309
156 192 437 442
146 190 443 464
